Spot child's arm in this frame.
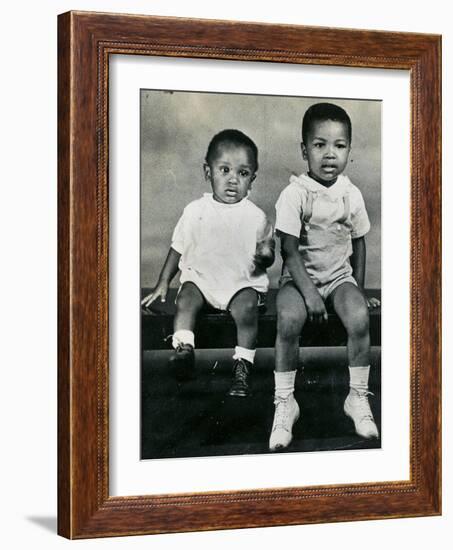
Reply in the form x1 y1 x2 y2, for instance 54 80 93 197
351 236 380 308
254 219 276 271
141 247 181 307
351 236 366 288
280 231 328 324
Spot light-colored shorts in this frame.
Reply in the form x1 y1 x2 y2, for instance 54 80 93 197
279 272 357 301
177 282 266 312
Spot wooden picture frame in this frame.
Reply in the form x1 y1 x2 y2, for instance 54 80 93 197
58 11 441 539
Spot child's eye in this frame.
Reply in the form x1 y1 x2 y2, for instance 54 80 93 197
313 142 324 148
336 144 347 149
239 170 251 178
219 166 230 174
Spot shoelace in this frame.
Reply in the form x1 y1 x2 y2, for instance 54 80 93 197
233 361 249 385
273 397 292 431
353 391 375 423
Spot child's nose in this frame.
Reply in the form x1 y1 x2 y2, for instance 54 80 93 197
324 146 336 158
229 172 239 183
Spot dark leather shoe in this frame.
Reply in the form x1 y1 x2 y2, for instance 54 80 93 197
228 358 252 397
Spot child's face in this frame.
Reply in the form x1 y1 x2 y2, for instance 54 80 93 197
204 142 256 204
302 119 351 186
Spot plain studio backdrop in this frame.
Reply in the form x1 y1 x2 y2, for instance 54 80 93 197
141 91 381 289
0 1 450 549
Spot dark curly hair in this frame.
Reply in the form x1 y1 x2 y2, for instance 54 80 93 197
205 129 258 172
302 103 352 144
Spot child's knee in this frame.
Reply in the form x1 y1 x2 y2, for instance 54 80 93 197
176 284 201 311
277 307 305 339
347 305 369 338
231 292 258 322
175 292 191 312
243 298 258 318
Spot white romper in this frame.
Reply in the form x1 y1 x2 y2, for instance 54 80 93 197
171 193 270 310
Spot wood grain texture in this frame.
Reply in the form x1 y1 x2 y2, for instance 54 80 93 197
57 11 71 538
57 10 441 539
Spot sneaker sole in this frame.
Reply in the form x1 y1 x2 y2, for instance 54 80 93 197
227 389 250 398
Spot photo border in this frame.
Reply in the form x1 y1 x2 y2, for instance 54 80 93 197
58 11 441 538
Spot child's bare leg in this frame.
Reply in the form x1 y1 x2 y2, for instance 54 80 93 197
270 282 306 450
229 287 259 349
174 282 205 334
275 282 307 372
171 282 205 380
330 282 379 439
329 282 370 366
227 288 259 397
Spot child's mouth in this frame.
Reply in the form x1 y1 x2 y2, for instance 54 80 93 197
321 165 336 173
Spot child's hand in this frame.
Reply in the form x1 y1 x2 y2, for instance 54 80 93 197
304 289 328 324
367 296 381 309
141 281 169 308
252 220 275 274
253 239 275 272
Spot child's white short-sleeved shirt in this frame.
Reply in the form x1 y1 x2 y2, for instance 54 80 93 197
275 173 370 287
171 193 270 310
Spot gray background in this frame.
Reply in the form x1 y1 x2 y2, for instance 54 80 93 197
141 90 381 289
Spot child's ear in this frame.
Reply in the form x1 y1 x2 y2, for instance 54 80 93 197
203 163 211 182
301 142 308 161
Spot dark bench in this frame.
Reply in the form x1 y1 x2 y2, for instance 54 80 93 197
141 288 380 350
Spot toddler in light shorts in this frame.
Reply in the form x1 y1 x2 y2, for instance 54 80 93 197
269 103 380 451
142 129 275 397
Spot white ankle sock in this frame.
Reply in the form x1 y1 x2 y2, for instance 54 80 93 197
233 346 256 363
348 365 370 393
274 370 297 400
172 330 195 349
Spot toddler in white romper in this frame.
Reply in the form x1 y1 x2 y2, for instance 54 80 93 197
142 129 275 398
172 192 269 311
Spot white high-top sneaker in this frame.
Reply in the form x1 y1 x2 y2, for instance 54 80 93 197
344 389 379 439
269 394 300 451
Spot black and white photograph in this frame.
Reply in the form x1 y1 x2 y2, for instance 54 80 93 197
1 0 447 545
140 89 381 460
